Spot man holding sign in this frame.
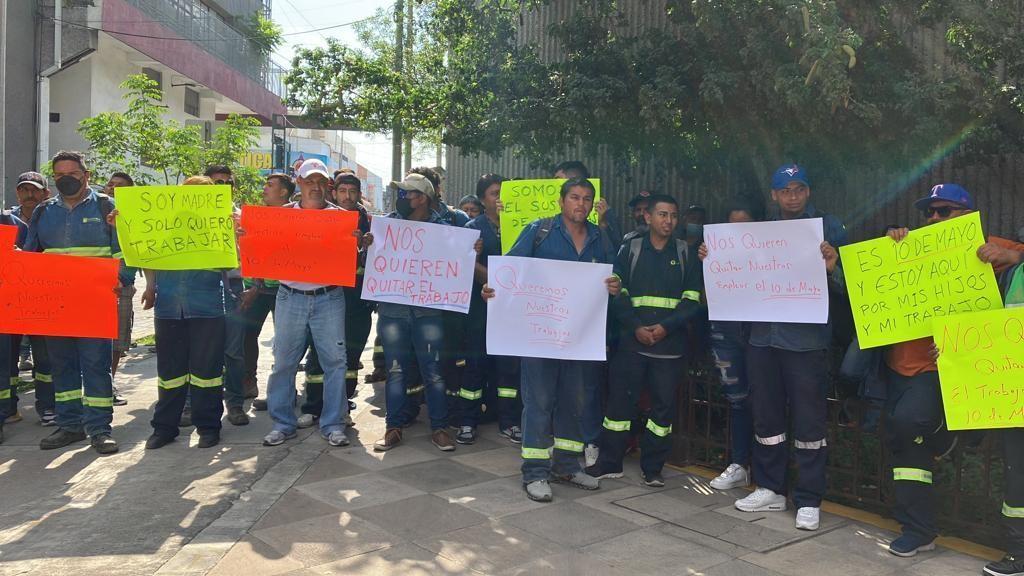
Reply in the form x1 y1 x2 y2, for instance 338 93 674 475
24 151 124 455
483 177 620 503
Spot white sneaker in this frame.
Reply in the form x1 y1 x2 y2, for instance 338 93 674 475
297 413 318 429
710 463 750 490
735 487 787 512
323 430 349 447
584 443 599 467
795 506 820 530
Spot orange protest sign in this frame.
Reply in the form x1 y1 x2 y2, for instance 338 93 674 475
0 224 18 250
0 250 119 338
239 205 358 287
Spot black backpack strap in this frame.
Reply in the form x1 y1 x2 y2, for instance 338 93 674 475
531 217 555 256
627 237 643 283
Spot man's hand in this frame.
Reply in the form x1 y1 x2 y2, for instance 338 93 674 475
362 232 374 248
820 241 839 273
141 286 156 310
240 287 259 311
886 227 910 243
634 326 656 346
698 242 708 261
474 238 483 255
605 275 621 296
113 280 123 295
106 208 119 228
481 283 495 300
649 324 668 343
977 242 1023 268
596 198 609 226
929 342 940 362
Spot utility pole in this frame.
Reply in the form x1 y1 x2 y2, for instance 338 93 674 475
0 0 7 207
403 0 413 174
390 0 404 185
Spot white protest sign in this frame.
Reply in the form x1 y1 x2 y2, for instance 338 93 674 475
362 217 480 313
486 256 611 361
702 218 828 324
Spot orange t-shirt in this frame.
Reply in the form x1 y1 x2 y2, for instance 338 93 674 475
885 337 937 377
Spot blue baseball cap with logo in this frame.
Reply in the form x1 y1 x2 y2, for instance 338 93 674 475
771 164 810 190
913 183 974 211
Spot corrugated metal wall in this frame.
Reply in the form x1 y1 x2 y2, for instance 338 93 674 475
445 1 1024 243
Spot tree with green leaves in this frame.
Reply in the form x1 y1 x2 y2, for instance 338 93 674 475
77 74 263 203
284 0 1024 186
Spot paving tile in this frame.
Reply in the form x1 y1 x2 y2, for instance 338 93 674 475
451 445 524 477
812 523 926 572
502 501 642 548
899 550 987 576
207 535 305 576
658 475 745 509
742 539 899 576
251 488 344 532
292 542 474 575
351 494 488 541
658 522 751 558
437 476 550 518
612 491 709 523
498 550 623 576
294 455 371 486
250 512 394 568
379 459 500 493
325 442 438 472
582 525 733 575
295 472 424 512
702 559 786 576
575 485 663 527
714 503 847 537
415 519 566 574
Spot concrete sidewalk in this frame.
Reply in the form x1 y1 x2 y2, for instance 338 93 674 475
0 319 992 576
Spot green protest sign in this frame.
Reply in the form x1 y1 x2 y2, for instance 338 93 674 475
499 179 601 254
839 212 1002 348
115 185 238 270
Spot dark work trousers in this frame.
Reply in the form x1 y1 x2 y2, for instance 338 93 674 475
441 311 467 426
29 335 54 413
1002 427 1024 555
0 334 13 419
747 345 829 508
885 368 950 541
597 349 683 475
242 291 277 394
459 302 521 429
303 295 374 416
222 279 246 409
152 317 226 439
6 334 19 415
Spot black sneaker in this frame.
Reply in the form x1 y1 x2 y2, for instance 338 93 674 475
584 462 624 480
90 434 119 455
986 554 1024 576
888 533 935 557
197 432 220 449
40 428 87 450
642 471 665 488
226 406 249 426
145 434 174 450
456 426 476 445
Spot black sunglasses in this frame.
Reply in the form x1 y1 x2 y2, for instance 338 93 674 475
923 206 959 217
215 178 234 186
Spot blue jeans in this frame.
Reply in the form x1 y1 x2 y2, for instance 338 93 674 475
267 287 347 435
520 357 586 483
711 321 753 467
223 278 246 409
378 314 447 430
47 336 114 436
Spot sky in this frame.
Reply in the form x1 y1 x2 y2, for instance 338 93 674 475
271 0 436 180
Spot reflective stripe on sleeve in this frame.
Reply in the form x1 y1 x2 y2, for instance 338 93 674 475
43 246 113 257
1003 503 1024 518
682 290 701 302
631 296 681 309
458 388 483 400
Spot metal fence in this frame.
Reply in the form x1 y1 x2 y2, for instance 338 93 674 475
672 351 1006 548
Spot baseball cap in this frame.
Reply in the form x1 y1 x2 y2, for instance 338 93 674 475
296 158 331 180
390 173 435 197
628 190 652 207
16 171 46 190
771 164 810 190
914 183 974 211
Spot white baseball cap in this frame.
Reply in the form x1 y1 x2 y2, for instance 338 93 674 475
296 158 330 180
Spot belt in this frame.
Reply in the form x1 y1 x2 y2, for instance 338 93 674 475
281 284 339 296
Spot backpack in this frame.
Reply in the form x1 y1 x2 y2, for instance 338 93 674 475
625 235 689 288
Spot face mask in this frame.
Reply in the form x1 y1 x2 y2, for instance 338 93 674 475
56 176 82 197
686 223 704 238
396 198 414 218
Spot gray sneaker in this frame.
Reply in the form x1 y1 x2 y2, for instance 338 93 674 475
323 430 350 447
297 413 318 429
524 479 553 502
262 429 297 446
553 471 600 490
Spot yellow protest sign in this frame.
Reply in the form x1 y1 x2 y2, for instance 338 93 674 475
499 179 601 254
839 212 1002 348
934 307 1024 430
115 185 238 270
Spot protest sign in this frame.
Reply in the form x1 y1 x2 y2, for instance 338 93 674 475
0 224 18 249
486 256 611 361
840 212 1002 348
702 219 828 324
115 185 237 270
499 179 601 254
934 307 1024 430
361 217 479 313
0 250 119 338
239 205 358 286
